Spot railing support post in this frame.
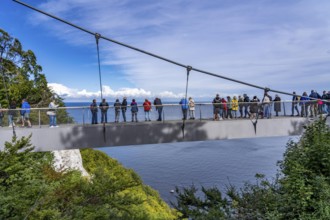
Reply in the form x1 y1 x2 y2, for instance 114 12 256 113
38 110 41 128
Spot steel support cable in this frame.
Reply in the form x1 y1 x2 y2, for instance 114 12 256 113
181 66 192 139
95 33 103 100
13 0 329 103
95 33 107 142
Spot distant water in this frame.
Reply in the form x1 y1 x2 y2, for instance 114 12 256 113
99 136 298 204
64 102 299 204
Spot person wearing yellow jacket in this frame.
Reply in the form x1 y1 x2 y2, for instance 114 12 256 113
232 96 239 119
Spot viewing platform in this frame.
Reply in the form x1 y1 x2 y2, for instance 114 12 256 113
0 117 312 152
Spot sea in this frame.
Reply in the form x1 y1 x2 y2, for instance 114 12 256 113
65 101 298 204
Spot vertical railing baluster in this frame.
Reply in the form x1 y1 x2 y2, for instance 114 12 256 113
38 110 41 128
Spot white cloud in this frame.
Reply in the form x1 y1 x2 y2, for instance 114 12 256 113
48 83 185 100
33 0 330 98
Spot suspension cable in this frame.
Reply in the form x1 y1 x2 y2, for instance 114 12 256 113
12 0 327 101
181 66 192 139
95 33 103 100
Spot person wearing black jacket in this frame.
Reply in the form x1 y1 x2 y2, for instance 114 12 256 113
243 94 250 118
8 101 17 127
99 98 109 123
154 97 163 121
321 90 328 114
121 97 128 122
90 99 98 124
291 91 299 116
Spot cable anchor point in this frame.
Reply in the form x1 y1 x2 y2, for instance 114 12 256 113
186 65 192 74
95 33 101 43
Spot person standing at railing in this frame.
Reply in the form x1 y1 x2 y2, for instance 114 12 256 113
179 97 188 120
90 99 98 124
262 92 271 119
250 96 259 119
48 99 59 128
188 97 195 120
154 97 163 121
121 97 127 122
309 90 321 117
99 98 109 123
321 91 328 114
226 96 233 119
8 101 17 127
326 91 330 116
114 99 121 123
131 99 138 122
212 94 221 120
220 98 227 119
243 94 250 118
232 96 238 119
300 92 309 117
143 99 152 121
291 91 300 116
274 94 281 117
21 99 32 128
238 95 244 118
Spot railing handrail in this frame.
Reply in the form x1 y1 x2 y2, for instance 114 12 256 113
0 99 329 112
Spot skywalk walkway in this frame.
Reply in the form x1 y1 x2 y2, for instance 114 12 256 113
0 117 311 152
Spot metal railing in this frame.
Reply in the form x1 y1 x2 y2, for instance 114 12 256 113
0 100 329 128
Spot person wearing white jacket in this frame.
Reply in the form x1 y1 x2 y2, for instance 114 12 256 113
188 97 195 120
48 99 59 127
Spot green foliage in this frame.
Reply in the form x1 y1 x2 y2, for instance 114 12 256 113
0 137 179 219
277 118 330 219
174 118 330 219
173 184 229 219
0 136 54 219
0 28 73 125
81 148 180 219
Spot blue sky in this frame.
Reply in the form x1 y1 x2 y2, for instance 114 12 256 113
1 0 330 101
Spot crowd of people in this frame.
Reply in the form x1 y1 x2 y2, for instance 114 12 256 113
0 89 329 127
210 90 330 121
89 97 164 124
0 99 32 128
87 89 329 124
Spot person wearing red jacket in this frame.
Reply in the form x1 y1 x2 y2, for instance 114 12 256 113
143 99 152 121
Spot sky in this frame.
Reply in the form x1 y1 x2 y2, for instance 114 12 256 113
1 0 330 102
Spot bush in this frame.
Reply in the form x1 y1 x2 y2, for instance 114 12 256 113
174 118 330 219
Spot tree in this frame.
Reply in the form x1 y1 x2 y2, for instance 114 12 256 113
174 118 330 219
0 137 179 219
0 28 72 125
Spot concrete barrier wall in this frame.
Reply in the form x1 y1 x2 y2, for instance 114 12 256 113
0 117 309 152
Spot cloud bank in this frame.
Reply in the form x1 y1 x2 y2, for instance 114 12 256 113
48 83 185 100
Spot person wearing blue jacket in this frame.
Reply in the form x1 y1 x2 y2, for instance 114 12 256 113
131 99 139 122
300 92 310 117
179 97 188 120
309 90 321 117
90 99 98 124
21 99 32 128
